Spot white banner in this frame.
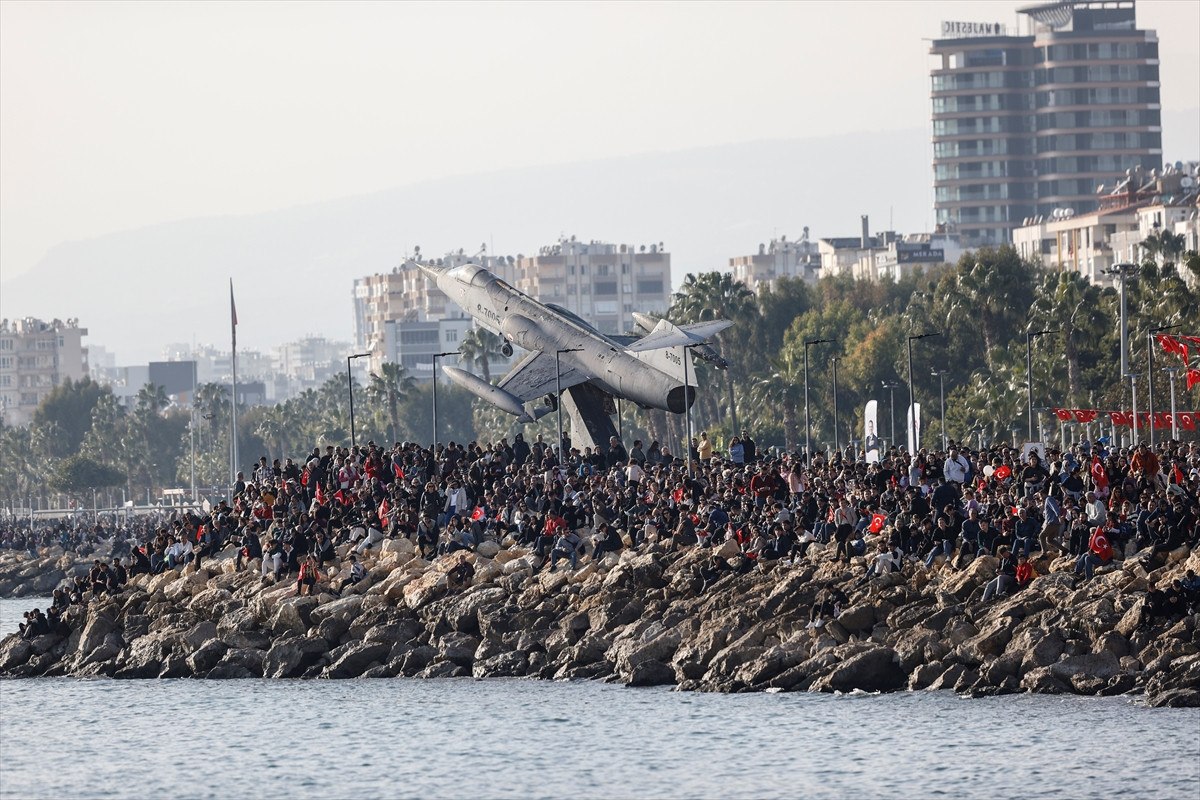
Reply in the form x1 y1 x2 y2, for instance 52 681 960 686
907 403 921 453
864 400 880 463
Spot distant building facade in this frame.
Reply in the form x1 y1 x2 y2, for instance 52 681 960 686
931 0 1162 246
0 317 89 426
512 237 671 335
1013 160 1199 284
729 230 821 292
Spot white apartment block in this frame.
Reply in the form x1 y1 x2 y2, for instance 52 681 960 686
730 231 821 292
0 317 89 426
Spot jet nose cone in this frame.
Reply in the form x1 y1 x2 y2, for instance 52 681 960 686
415 262 442 281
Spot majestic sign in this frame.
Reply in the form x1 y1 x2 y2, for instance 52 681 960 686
940 20 1008 38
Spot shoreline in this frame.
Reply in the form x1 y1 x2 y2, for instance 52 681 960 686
2 539 1197 706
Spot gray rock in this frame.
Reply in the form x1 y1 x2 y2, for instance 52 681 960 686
439 632 481 668
187 639 230 673
325 642 390 679
308 595 364 628
810 646 905 693
1048 651 1120 683
472 651 529 678
179 621 219 655
262 636 329 679
0 637 34 672
626 659 675 687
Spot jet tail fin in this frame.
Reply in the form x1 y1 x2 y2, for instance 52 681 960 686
624 318 730 384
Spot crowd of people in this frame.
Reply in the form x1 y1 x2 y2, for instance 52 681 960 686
7 428 1200 641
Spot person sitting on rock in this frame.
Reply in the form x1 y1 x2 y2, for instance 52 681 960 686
981 547 1018 602
127 545 152 577
1073 526 1114 583
857 540 901 588
237 527 263 571
591 522 623 561
806 584 848 628
295 554 323 596
1012 507 1040 560
261 538 283 579
548 528 582 571
447 558 475 589
106 558 127 594
697 554 729 592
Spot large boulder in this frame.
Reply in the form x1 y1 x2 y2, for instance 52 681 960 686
263 636 330 679
187 639 230 674
472 651 529 678
0 636 34 672
627 659 676 687
324 641 390 679
809 646 905 693
309 595 364 627
403 571 448 610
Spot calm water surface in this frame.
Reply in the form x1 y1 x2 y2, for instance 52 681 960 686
1 598 1197 800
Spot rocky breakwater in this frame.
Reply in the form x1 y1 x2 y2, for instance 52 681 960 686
0 550 92 597
1 537 1197 708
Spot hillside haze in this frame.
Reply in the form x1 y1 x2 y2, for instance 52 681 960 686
0 129 930 362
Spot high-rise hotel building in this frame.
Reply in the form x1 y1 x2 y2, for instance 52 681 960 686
931 0 1162 245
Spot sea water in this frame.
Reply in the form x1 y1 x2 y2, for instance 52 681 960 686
1 598 1197 800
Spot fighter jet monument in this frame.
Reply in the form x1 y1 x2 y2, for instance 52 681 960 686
414 260 729 453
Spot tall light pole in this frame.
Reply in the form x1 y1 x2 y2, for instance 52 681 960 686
1103 263 1138 380
907 332 941 452
346 352 372 450
882 380 899 451
831 355 841 455
1163 367 1180 440
189 360 197 503
930 368 947 451
1125 372 1139 445
804 338 832 463
1025 329 1058 442
681 343 703 475
1147 323 1182 447
555 348 583 465
431 350 460 452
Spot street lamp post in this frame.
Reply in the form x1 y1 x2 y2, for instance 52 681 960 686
681 343 703 476
1147 324 1182 447
1163 367 1180 440
555 348 582 465
804 338 832 464
907 332 941 452
346 352 372 450
930 369 947 451
831 355 841 455
431 351 461 453
1025 329 1058 442
882 381 899 451
1125 372 1139 445
1103 263 1138 380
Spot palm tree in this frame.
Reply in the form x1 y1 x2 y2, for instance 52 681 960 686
671 271 758 434
938 247 1034 365
1142 230 1187 266
195 382 229 444
457 327 505 383
367 362 416 443
1028 270 1106 404
749 352 805 451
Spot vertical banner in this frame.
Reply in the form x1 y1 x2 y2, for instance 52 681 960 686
907 403 921 453
864 400 880 463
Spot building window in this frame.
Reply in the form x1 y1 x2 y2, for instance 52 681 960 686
446 330 458 342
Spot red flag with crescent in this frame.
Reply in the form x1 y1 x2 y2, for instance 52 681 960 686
1091 456 1108 489
1180 412 1197 431
995 465 1011 480
1188 369 1200 391
1072 409 1097 423
315 482 326 505
869 513 887 534
1109 411 1132 427
1054 408 1073 422
471 506 484 521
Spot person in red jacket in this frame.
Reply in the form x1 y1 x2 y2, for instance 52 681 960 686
1074 526 1113 581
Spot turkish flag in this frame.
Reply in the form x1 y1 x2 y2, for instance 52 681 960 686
1091 456 1108 489
869 513 887 534
1073 409 1098 423
995 465 1012 480
379 498 390 529
1181 335 1200 347
471 506 484 521
1180 412 1197 431
1188 369 1200 391
1157 334 1188 361
393 463 405 479
1054 408 1073 422
1153 412 1172 429
315 483 326 505
1110 411 1132 427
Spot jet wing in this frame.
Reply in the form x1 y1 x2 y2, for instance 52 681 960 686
496 350 590 403
624 319 733 352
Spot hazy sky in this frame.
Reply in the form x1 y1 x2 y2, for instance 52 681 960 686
1 0 1197 283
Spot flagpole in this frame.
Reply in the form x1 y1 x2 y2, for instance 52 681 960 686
230 280 239 492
